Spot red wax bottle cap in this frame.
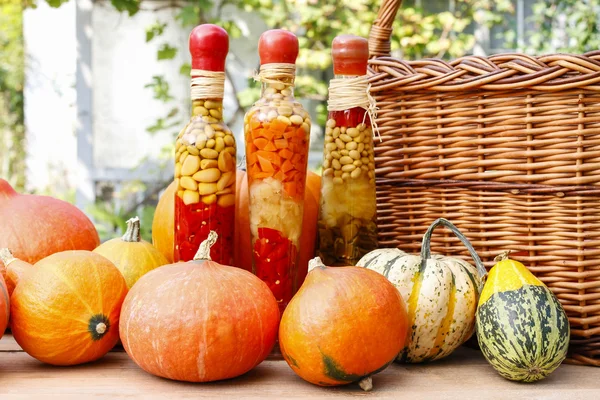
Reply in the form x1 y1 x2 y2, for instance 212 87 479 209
332 35 369 76
189 24 229 72
258 29 299 65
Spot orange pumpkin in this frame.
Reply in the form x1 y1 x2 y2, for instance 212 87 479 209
0 179 100 269
95 216 168 288
0 274 8 338
279 257 409 391
0 248 33 296
11 251 128 366
152 182 176 263
153 170 321 278
120 232 280 382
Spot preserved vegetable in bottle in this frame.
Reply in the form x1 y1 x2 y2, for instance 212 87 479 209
243 30 311 313
317 35 378 266
174 25 236 264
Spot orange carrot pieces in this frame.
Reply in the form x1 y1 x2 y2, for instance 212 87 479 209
254 137 269 150
274 138 288 149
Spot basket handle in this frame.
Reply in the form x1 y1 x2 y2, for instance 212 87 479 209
368 0 403 58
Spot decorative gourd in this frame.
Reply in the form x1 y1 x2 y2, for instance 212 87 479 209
279 257 408 391
0 179 100 267
153 170 321 277
11 251 128 366
152 181 176 263
0 248 33 296
356 218 487 363
94 216 168 288
119 231 279 382
476 252 569 382
0 274 8 337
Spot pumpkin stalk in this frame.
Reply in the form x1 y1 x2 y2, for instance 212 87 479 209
122 217 141 242
494 250 511 263
420 218 487 289
308 257 327 273
358 377 373 392
96 322 107 335
193 231 218 261
0 248 16 267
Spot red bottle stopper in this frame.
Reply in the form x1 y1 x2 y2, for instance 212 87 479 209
189 24 229 72
332 35 369 76
258 29 299 65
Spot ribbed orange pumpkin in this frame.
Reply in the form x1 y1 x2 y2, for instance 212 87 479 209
0 179 100 268
120 232 279 382
95 216 168 288
11 251 127 365
0 248 33 296
0 274 8 337
279 257 409 391
152 182 176 263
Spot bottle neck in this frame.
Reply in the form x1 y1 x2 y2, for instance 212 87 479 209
192 98 224 121
260 80 295 101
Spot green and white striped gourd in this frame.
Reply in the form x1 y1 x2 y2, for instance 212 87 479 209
476 253 569 382
357 219 487 363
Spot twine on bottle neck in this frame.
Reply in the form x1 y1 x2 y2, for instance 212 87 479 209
253 63 296 87
327 75 381 142
190 69 225 100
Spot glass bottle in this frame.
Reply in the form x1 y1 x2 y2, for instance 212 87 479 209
243 30 311 313
174 25 236 263
317 35 378 266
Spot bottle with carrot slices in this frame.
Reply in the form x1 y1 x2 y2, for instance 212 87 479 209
174 24 236 263
243 29 311 313
317 35 378 266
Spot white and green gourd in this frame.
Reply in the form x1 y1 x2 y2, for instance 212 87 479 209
357 218 488 363
476 252 570 382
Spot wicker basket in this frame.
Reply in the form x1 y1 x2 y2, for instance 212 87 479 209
367 0 600 366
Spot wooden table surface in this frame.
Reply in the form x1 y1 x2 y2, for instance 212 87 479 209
1 334 598 399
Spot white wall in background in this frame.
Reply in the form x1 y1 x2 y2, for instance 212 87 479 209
23 1 77 194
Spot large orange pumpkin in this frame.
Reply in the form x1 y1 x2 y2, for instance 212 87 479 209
0 179 100 268
0 274 8 338
11 251 128 366
95 216 168 288
120 232 280 382
0 248 33 296
153 170 321 279
152 182 176 263
279 257 409 391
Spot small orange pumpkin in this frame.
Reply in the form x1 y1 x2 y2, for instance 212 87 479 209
0 273 8 337
279 257 409 391
152 182 176 263
94 216 168 288
11 251 128 365
120 231 280 382
0 248 33 296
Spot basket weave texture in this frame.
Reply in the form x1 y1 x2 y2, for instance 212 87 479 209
368 0 600 366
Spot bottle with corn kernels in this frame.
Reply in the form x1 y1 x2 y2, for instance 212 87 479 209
243 29 311 314
317 35 378 266
174 24 236 263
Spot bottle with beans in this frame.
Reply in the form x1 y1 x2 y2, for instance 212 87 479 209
317 35 378 266
174 24 236 263
243 30 311 314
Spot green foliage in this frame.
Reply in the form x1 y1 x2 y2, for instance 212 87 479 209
0 0 25 191
527 0 600 53
157 43 178 60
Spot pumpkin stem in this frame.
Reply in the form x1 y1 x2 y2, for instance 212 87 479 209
122 217 141 242
308 257 327 273
0 248 16 267
494 250 512 263
358 377 373 392
420 218 487 289
193 231 218 261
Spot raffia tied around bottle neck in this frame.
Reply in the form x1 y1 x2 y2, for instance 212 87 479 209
254 63 296 87
190 69 225 100
327 75 380 141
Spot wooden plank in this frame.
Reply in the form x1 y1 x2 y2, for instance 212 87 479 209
0 333 599 399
